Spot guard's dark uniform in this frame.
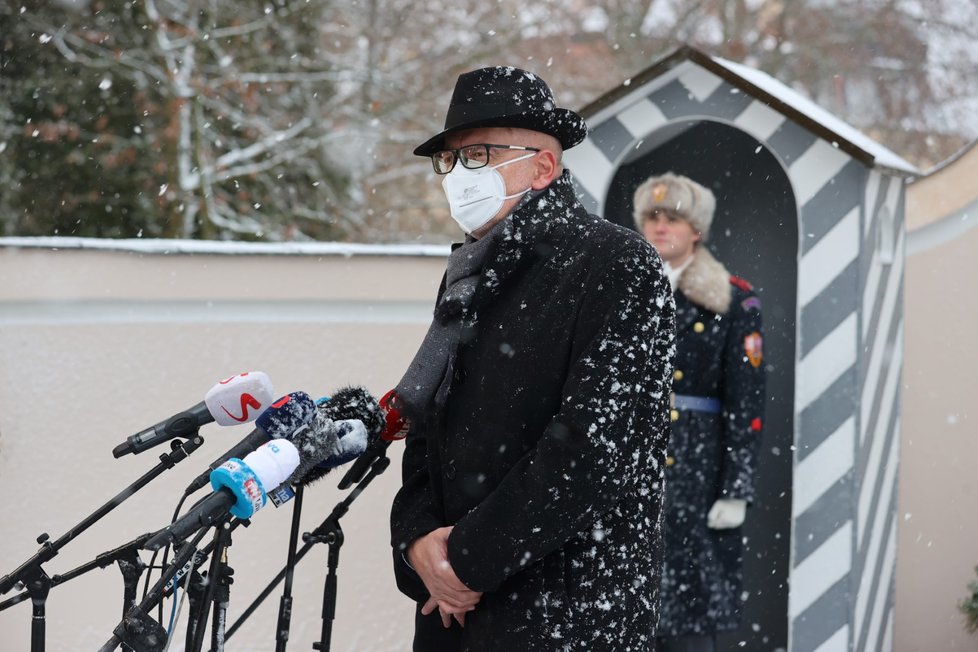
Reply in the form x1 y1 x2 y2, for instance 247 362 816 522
658 247 765 637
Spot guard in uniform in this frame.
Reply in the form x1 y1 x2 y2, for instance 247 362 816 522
633 173 766 652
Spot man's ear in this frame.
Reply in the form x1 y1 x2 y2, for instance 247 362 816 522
531 150 559 189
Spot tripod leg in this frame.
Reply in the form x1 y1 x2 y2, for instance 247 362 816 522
31 598 46 652
28 570 52 652
190 523 231 652
312 530 343 652
275 486 304 652
209 564 233 652
117 552 144 652
184 570 207 652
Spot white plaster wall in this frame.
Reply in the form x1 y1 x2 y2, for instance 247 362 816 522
896 143 978 652
4 210 977 651
0 246 446 651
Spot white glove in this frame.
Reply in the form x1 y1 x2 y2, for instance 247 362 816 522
707 498 747 529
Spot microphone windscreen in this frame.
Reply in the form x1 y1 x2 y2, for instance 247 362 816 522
286 412 339 486
329 420 369 466
379 389 410 441
209 440 298 520
256 392 317 437
205 371 275 426
242 439 300 491
318 386 385 438
291 418 369 487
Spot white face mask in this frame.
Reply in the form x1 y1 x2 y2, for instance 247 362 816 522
441 153 535 234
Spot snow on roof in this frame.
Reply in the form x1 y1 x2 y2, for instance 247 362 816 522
577 45 920 177
711 55 919 175
0 236 451 257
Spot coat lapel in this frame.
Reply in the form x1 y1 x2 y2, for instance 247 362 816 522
464 171 579 327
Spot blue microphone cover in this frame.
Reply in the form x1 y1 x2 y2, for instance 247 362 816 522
256 391 317 438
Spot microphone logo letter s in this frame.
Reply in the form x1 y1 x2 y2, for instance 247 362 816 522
222 393 262 423
205 371 275 427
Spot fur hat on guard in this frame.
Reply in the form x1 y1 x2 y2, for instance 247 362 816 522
633 172 716 241
413 66 588 156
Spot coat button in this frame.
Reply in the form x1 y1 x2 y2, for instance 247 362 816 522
665 455 675 467
673 369 684 381
445 463 456 480
693 322 705 333
670 409 679 422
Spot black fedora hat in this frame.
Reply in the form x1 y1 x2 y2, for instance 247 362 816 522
413 66 588 156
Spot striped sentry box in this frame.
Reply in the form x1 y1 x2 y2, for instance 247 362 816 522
564 45 913 652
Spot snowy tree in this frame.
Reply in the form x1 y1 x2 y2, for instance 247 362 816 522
2 0 976 242
524 0 977 169
1 2 165 238
5 0 353 240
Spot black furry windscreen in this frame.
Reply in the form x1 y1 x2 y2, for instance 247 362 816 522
318 385 385 438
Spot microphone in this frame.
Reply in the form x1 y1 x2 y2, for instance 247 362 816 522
184 391 317 495
112 371 274 458
285 412 370 487
316 386 386 436
336 389 409 490
146 410 370 551
143 439 300 551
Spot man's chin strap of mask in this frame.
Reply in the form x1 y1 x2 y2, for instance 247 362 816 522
502 186 532 201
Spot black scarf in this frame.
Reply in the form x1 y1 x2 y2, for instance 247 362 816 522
394 222 504 422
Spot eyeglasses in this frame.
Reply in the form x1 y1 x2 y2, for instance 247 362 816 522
430 143 540 174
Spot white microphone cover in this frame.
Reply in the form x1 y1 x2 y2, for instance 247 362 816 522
242 439 299 491
204 371 275 426
334 419 368 458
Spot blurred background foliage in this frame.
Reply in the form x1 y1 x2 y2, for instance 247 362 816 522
1 0 975 243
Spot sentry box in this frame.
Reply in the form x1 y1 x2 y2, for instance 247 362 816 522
565 44 915 652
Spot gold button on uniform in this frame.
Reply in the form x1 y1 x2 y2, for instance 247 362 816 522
693 322 705 333
665 455 675 467
670 409 679 422
673 369 684 381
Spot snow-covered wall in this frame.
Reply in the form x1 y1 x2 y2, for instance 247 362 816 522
0 240 448 651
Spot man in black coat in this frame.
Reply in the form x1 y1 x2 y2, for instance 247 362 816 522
633 173 766 652
388 66 676 651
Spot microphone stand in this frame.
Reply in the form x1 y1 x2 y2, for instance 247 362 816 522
225 452 391 648
0 434 205 652
50 532 152 652
305 518 343 652
274 485 305 652
187 519 237 652
98 526 211 652
151 525 235 652
182 563 208 652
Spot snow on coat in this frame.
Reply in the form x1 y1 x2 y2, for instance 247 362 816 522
390 171 676 651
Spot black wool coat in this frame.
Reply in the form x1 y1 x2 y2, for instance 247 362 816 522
390 172 676 651
657 248 766 637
